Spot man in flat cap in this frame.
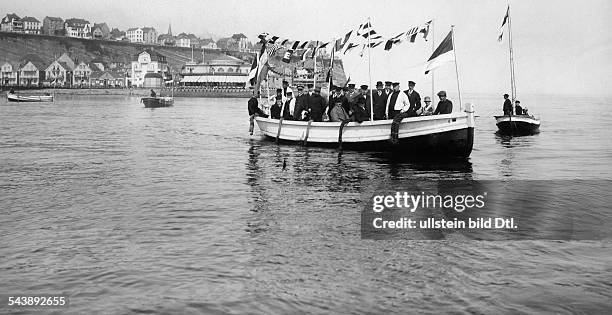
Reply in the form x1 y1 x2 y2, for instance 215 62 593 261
503 93 513 115
371 81 387 120
385 82 410 119
433 90 453 115
403 80 422 117
293 85 309 120
308 86 326 122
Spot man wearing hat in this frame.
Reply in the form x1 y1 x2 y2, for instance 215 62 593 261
346 83 359 106
247 90 268 135
283 91 295 120
329 98 350 122
385 82 410 119
514 100 523 115
421 96 434 115
403 80 422 116
433 91 453 115
372 81 388 120
269 88 283 105
328 86 348 119
503 93 513 115
308 86 326 122
293 85 309 120
384 81 393 101
281 80 293 101
351 85 370 122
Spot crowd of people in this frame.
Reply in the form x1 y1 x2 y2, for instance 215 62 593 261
247 80 454 124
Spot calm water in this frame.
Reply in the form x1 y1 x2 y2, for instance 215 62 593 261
1 94 611 314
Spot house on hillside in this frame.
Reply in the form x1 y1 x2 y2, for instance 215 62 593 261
45 60 73 87
19 55 45 87
130 49 168 87
92 23 110 40
1 13 23 32
231 33 249 51
57 53 76 71
200 38 217 50
177 33 190 48
126 28 143 43
65 18 91 38
21 17 42 34
158 23 175 46
142 27 157 44
110 28 125 41
1 61 20 86
188 34 200 48
43 16 64 36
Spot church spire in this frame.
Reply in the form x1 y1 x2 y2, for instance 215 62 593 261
167 22 172 36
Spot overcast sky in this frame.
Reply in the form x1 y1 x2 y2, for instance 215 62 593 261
8 0 612 96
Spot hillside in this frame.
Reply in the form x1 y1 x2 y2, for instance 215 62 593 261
0 32 252 72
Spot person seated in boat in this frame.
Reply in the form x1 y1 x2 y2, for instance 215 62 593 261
150 89 156 97
269 88 283 104
283 91 295 120
421 96 434 115
433 90 453 115
503 93 513 115
247 91 268 135
308 87 326 122
403 80 422 117
514 100 524 115
329 99 350 122
351 87 370 123
44 92 51 96
372 81 387 120
385 82 410 119
270 98 283 119
293 85 309 120
9 88 15 94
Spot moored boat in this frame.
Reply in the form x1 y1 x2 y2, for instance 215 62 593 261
7 93 54 102
495 114 540 135
141 97 174 108
255 103 475 158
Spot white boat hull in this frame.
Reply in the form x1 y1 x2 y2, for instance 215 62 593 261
7 94 54 102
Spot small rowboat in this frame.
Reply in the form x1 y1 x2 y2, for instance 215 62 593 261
141 97 174 108
7 93 54 102
494 115 540 135
255 103 476 158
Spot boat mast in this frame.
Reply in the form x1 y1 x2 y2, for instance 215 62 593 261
431 19 435 101
451 25 462 110
507 5 517 103
313 42 317 89
367 17 374 121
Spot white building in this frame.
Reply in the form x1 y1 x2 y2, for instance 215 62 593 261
126 28 144 43
177 33 191 48
130 49 168 87
1 62 19 86
21 16 41 34
64 18 91 38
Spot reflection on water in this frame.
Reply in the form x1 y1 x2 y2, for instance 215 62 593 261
1 95 611 313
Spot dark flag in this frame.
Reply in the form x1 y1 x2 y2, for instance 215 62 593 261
498 6 510 42
424 30 454 74
282 41 300 63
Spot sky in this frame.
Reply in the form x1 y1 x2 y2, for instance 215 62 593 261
6 0 612 96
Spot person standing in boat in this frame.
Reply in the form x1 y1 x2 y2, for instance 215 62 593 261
385 82 410 119
351 87 370 123
346 83 359 106
248 91 268 135
372 81 387 120
384 81 393 101
283 91 295 120
281 80 292 101
403 81 422 117
270 98 283 119
293 85 309 120
503 93 513 115
514 100 523 115
433 91 453 114
308 87 326 122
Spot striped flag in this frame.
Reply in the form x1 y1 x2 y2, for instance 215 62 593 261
282 41 300 63
384 21 432 51
424 30 454 74
358 21 382 40
498 6 510 42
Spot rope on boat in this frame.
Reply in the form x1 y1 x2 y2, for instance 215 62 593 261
276 118 284 143
302 120 312 146
338 119 350 150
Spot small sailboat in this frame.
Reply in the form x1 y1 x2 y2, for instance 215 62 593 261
495 5 540 135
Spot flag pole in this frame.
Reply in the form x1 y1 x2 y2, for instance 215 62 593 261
451 25 462 110
313 43 317 89
508 5 517 104
367 17 374 121
266 73 271 114
431 19 435 101
451 25 463 110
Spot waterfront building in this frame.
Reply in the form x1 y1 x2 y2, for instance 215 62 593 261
73 62 98 86
90 70 125 87
1 13 23 32
18 55 45 87
44 60 74 87
57 53 76 71
130 49 168 87
43 17 64 36
201 38 217 50
179 54 249 88
177 33 191 48
1 61 20 86
64 18 91 38
92 23 110 40
21 17 42 34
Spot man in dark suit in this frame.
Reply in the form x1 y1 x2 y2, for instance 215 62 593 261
384 81 393 100
372 81 388 120
514 100 523 115
248 90 268 135
293 85 309 120
433 90 453 115
403 80 422 117
308 87 326 122
352 86 370 123
503 93 513 115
